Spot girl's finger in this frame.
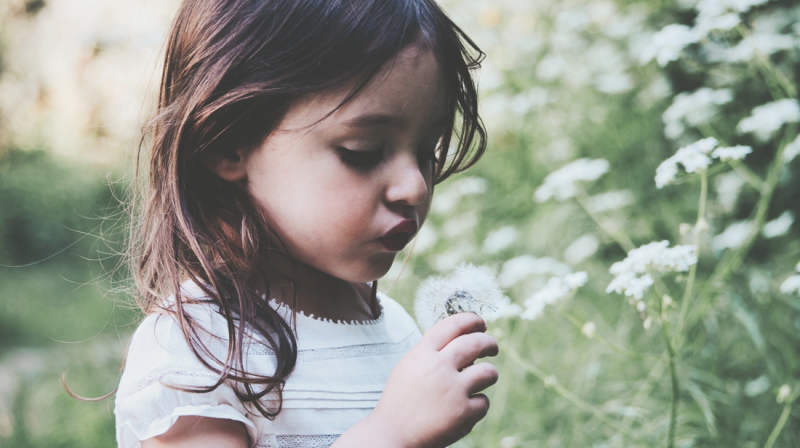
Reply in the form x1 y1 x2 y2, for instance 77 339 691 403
440 332 498 369
467 393 490 422
421 312 486 351
460 362 499 395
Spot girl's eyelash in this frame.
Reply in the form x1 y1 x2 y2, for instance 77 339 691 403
337 147 384 169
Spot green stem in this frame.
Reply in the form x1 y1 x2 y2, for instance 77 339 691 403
763 402 793 448
673 170 707 347
730 161 767 194
575 186 636 252
659 296 680 448
504 345 640 440
555 307 661 361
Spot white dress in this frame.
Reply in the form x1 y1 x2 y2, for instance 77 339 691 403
114 281 422 448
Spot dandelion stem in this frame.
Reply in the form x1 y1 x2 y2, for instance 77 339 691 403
763 402 793 448
574 186 635 252
504 345 640 440
673 170 706 347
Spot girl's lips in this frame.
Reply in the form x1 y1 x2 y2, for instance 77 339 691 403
379 219 418 251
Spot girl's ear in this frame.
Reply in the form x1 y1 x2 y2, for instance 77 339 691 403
201 148 249 182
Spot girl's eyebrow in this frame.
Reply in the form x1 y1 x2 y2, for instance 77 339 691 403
341 113 448 130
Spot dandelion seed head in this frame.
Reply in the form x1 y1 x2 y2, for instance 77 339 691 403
762 211 794 239
414 264 504 331
711 145 752 161
533 158 610 202
737 99 800 142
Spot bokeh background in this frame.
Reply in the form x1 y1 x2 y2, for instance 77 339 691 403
1 0 799 446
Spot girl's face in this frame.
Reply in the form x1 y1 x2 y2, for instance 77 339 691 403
238 45 445 283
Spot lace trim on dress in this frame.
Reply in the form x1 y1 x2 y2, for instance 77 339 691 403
267 297 385 326
246 331 415 362
257 434 340 448
117 365 222 400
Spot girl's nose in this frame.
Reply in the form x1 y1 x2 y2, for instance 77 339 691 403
384 154 430 207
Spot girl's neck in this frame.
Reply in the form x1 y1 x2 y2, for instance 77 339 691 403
257 252 379 323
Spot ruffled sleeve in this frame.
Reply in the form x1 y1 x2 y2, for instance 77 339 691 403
114 306 262 448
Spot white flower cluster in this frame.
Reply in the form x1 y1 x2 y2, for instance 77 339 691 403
432 177 488 214
712 220 753 251
641 0 791 67
606 241 698 308
662 88 733 139
534 158 610 202
586 190 635 213
521 272 588 320
762 211 794 239
737 99 800 142
655 137 753 188
498 255 572 288
784 135 800 163
414 264 505 331
779 262 800 296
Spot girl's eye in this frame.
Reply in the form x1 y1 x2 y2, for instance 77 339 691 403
337 147 384 170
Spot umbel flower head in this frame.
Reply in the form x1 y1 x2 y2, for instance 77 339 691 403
521 272 588 320
533 158 610 203
414 264 505 331
606 241 697 310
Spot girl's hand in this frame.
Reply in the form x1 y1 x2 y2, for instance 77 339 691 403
369 312 499 448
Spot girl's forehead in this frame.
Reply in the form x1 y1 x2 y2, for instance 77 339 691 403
280 46 446 133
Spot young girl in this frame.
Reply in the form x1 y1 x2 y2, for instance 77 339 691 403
115 0 497 447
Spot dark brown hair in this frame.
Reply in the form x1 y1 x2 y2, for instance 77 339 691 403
131 0 487 419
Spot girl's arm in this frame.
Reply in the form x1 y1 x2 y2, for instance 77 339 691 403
332 312 499 448
139 313 496 448
140 416 250 448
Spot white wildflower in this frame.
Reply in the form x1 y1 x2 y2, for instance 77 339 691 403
533 158 611 202
726 33 797 62
762 211 794 238
498 255 572 287
744 375 771 397
411 225 438 254
581 321 597 339
656 138 719 188
715 171 746 213
521 272 588 320
414 264 504 331
586 190 635 213
636 300 647 312
431 244 475 272
640 24 700 66
711 145 752 161
695 0 771 21
499 436 520 448
432 177 488 214
643 316 654 330
484 296 523 322
606 241 697 301
783 135 800 163
662 88 733 140
483 226 519 254
780 275 800 295
777 385 792 403
694 12 741 35
737 99 800 142
712 220 753 251
442 212 478 239
564 234 600 265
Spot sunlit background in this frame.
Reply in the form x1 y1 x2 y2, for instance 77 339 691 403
1 0 799 446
